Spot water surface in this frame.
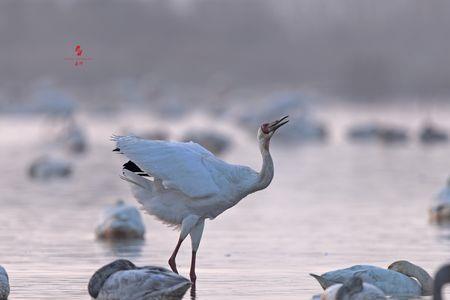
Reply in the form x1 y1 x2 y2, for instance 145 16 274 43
0 111 449 299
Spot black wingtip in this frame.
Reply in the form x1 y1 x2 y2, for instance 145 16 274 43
123 161 142 172
123 161 149 177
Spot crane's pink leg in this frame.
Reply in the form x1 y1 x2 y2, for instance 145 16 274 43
190 250 197 284
168 238 183 274
189 220 204 284
169 216 201 274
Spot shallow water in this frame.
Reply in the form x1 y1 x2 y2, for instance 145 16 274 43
1 111 450 299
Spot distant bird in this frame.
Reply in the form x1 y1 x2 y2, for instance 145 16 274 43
346 123 409 144
28 155 72 179
95 200 146 240
430 178 450 223
58 120 88 154
419 122 448 144
0 265 9 300
313 277 386 300
112 115 289 283
88 259 191 300
310 260 433 297
434 264 450 300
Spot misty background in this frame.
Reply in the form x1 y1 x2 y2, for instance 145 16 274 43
1 0 450 107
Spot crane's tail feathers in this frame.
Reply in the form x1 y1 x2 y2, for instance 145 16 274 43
110 134 124 141
309 273 336 290
120 170 153 191
119 175 147 189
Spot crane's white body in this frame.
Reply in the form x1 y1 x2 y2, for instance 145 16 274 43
115 136 269 226
112 115 287 282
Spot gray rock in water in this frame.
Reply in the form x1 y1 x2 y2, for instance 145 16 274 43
88 259 191 300
0 265 9 300
95 200 145 240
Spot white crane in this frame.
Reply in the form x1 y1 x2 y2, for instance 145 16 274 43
310 260 433 298
88 259 191 300
112 115 288 284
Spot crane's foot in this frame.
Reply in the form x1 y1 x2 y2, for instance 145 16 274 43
190 281 197 298
190 250 197 284
168 257 178 274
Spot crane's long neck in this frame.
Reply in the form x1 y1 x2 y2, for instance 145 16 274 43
252 138 274 192
395 262 434 296
434 265 450 300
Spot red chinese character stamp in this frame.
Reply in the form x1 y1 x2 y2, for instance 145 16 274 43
64 44 92 67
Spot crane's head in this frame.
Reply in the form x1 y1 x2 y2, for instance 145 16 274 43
258 115 289 143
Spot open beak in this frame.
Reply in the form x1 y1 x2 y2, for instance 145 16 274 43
268 115 289 132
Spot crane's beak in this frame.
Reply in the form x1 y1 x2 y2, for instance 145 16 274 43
268 115 289 132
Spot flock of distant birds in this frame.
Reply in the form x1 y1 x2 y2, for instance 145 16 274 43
4 95 450 300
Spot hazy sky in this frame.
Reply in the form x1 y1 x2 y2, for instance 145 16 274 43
2 0 450 101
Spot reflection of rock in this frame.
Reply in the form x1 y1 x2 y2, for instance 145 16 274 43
347 123 409 144
96 200 145 240
182 130 231 155
419 123 448 144
28 156 72 179
89 259 191 300
0 265 9 300
430 178 450 223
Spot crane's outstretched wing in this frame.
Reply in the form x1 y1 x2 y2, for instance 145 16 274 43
112 135 221 198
